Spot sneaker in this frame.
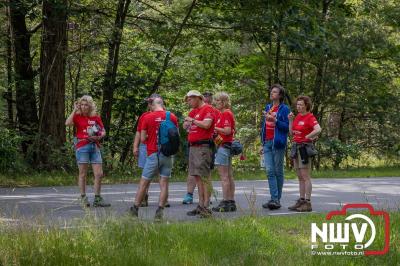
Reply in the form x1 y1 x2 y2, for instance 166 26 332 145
273 200 281 209
182 193 193 204
140 194 149 207
165 202 171 208
80 195 90 207
270 200 281 210
296 200 312 212
262 200 274 209
187 205 201 216
154 207 164 221
288 199 304 211
199 207 212 218
130 205 139 217
93 196 111 207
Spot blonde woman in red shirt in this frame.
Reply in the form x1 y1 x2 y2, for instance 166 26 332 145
65 95 110 207
212 92 236 212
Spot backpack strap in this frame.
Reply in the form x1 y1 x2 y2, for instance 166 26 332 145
165 111 170 122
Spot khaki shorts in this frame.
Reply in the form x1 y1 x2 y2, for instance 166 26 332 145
293 147 311 169
189 145 212 177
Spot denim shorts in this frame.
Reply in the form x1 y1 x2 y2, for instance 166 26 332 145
75 143 102 164
142 152 173 179
214 146 232 166
138 143 147 169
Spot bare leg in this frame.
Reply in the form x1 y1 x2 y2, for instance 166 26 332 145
159 177 169 207
203 176 211 207
78 164 89 195
134 178 151 206
92 163 103 195
194 176 204 207
300 168 312 200
217 165 230 200
187 175 196 194
297 168 305 199
228 165 235 200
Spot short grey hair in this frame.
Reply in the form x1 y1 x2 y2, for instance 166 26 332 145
152 98 165 108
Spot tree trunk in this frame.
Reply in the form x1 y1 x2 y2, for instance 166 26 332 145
5 5 14 128
38 0 68 167
312 0 330 120
100 0 132 135
8 0 39 154
273 12 283 84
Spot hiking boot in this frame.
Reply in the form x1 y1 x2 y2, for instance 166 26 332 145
288 199 304 211
199 207 212 218
93 196 111 207
80 195 90 207
187 205 201 216
228 201 237 212
262 200 274 209
296 200 312 212
212 200 228 212
140 194 149 207
182 193 193 204
130 205 139 217
212 200 237 212
154 207 164 221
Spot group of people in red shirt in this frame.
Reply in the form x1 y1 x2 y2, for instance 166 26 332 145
66 84 321 220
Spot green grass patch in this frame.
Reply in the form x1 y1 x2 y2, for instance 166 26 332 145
0 212 398 265
0 166 399 188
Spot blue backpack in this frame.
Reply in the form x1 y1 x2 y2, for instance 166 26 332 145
158 111 180 156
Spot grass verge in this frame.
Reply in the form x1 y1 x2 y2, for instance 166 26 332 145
0 212 398 265
0 166 399 188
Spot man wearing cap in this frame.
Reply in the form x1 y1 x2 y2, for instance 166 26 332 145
182 92 218 205
183 90 216 217
130 97 178 220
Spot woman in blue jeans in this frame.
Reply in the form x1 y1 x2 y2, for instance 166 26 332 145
260 84 290 210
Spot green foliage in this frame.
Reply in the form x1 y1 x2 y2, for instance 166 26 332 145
0 128 26 173
0 0 399 173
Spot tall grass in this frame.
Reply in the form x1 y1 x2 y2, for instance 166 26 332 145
0 212 398 265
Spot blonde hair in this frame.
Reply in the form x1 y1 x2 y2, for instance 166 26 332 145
77 95 98 116
214 92 231 109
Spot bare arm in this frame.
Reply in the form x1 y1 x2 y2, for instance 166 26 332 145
133 131 141 158
288 112 294 135
306 124 322 140
215 126 232 135
140 130 148 143
65 102 79 126
184 117 213 129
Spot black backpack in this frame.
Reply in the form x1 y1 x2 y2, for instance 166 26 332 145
158 111 180 156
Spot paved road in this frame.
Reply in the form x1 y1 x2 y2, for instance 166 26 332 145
0 178 399 226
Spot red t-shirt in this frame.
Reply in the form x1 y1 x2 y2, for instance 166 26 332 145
188 104 215 143
73 114 104 148
137 111 151 145
216 109 235 143
212 107 221 123
292 113 319 143
142 110 178 156
265 105 279 140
